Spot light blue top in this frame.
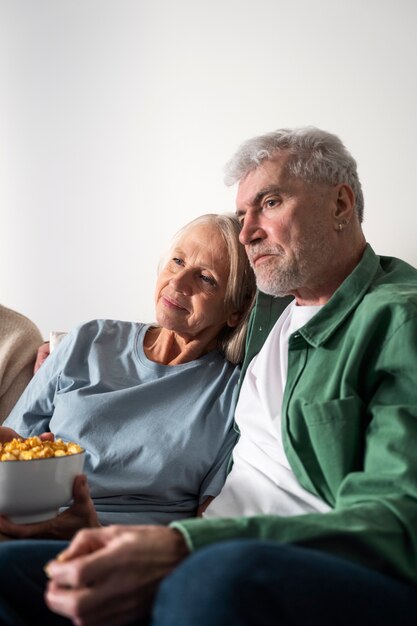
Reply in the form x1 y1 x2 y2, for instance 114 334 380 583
4 320 240 525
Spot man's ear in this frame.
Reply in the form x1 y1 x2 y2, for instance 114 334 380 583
226 311 241 328
333 183 356 222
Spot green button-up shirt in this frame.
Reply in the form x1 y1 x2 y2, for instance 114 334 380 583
173 244 417 583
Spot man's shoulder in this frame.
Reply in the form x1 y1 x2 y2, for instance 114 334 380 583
367 254 417 305
358 255 417 326
377 254 417 282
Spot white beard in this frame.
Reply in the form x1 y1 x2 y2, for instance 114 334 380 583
248 235 331 298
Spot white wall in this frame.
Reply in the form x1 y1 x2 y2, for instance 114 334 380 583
1 0 416 338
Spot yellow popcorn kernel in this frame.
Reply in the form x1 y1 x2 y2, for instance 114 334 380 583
0 436 83 461
1 453 17 461
67 444 81 455
20 451 34 460
39 448 55 459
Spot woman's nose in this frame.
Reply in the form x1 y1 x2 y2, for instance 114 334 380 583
169 270 192 295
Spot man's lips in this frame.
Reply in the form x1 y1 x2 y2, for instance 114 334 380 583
251 253 274 266
161 295 189 312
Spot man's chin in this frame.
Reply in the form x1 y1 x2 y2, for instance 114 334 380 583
256 280 292 298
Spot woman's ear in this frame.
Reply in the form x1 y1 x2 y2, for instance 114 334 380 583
226 311 241 328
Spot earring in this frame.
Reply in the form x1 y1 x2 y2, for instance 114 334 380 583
336 219 348 232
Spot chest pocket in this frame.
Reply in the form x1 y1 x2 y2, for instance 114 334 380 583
295 396 367 500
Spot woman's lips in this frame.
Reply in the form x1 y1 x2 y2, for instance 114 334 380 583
161 295 189 311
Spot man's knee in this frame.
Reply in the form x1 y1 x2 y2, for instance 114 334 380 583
152 540 417 626
151 540 288 626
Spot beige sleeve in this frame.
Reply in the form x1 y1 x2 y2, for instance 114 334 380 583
0 305 44 423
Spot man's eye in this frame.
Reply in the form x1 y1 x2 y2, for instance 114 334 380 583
265 198 279 208
172 257 184 266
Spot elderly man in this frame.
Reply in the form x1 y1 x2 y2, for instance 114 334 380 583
2 127 417 626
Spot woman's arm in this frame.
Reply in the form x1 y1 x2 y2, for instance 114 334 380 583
3 333 73 436
197 497 214 516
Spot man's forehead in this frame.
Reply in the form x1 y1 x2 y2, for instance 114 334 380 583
242 153 291 184
236 156 291 205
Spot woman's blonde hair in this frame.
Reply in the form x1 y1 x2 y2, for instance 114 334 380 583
164 213 256 364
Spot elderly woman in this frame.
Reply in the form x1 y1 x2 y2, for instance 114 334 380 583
0 213 255 540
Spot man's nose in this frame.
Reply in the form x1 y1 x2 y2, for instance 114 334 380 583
239 213 265 246
170 270 193 295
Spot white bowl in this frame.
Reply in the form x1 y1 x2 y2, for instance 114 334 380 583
0 450 85 523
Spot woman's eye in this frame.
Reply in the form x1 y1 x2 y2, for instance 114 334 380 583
172 257 184 266
201 274 216 286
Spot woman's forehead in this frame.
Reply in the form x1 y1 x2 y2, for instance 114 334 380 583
174 224 229 269
178 223 224 248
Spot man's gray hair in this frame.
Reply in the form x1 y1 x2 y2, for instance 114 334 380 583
225 126 364 222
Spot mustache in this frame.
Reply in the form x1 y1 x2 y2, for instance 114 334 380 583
247 244 285 264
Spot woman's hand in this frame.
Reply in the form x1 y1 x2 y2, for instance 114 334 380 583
0 428 53 444
0 426 20 443
34 341 50 373
45 525 189 626
0 474 100 540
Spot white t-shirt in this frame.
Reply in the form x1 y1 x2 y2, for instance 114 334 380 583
204 301 331 519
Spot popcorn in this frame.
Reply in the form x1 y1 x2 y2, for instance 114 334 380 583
0 437 83 462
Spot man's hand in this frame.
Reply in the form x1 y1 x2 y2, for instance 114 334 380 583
45 525 190 626
34 341 50 373
0 474 100 540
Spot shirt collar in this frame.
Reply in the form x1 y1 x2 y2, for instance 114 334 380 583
254 243 380 348
298 243 379 347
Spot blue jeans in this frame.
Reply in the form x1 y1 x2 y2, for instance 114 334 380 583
0 540 146 626
151 540 417 626
0 540 70 625
1 539 417 626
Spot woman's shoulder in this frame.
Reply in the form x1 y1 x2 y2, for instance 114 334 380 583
202 352 241 389
71 318 145 336
65 319 146 352
49 320 145 364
